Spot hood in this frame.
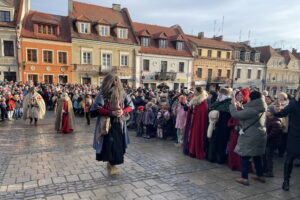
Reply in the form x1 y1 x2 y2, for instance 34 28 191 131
245 98 267 113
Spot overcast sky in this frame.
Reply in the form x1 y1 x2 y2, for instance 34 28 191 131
31 0 300 51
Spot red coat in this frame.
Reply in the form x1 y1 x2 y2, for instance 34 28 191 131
184 100 208 159
227 117 241 171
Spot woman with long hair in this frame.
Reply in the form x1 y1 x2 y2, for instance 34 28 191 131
90 74 134 175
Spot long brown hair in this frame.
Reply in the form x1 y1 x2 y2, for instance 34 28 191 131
101 73 124 110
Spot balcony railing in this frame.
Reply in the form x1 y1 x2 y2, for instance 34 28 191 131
155 72 176 81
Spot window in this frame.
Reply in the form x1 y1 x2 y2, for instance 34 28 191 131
207 50 212 57
119 28 127 39
44 75 53 84
80 23 88 34
58 52 67 64
226 52 231 59
159 39 167 48
179 62 184 72
197 68 202 78
121 55 129 66
207 69 212 79
245 52 251 61
176 42 184 50
141 37 150 47
217 51 221 58
43 50 53 63
38 24 56 35
59 75 68 84
247 69 252 79
217 69 222 77
237 68 241 79
0 11 10 22
28 74 38 83
102 53 112 70
227 70 231 78
27 49 37 62
198 49 202 56
257 70 262 79
161 61 168 72
255 53 260 62
82 51 92 64
100 26 108 36
143 59 150 71
3 41 14 57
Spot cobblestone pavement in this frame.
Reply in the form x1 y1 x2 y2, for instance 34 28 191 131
0 112 299 200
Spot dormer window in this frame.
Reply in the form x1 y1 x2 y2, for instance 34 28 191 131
255 53 260 62
234 50 240 59
119 28 127 39
0 11 10 22
159 39 167 48
141 37 150 47
80 23 89 34
100 25 109 36
37 24 57 35
245 52 251 61
176 42 184 51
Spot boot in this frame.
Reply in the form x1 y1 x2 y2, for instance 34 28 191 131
109 165 119 175
107 162 111 174
282 159 293 191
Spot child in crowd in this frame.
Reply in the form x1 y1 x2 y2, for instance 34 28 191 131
156 109 164 139
174 96 187 146
13 94 23 120
263 105 282 177
162 106 170 139
142 102 155 139
136 106 144 137
6 93 16 121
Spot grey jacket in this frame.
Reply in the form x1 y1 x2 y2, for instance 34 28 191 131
229 98 267 157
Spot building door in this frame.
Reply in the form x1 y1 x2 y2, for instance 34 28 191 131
4 72 16 82
161 61 168 72
28 74 38 83
82 77 91 84
59 75 68 84
44 75 53 84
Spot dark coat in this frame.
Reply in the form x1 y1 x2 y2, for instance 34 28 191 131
229 98 267 157
266 117 282 149
274 99 300 155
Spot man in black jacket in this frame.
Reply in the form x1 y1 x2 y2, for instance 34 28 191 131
274 88 300 191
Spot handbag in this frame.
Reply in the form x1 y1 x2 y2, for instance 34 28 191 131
239 112 264 135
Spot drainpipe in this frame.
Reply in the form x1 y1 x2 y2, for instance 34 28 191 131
231 62 236 88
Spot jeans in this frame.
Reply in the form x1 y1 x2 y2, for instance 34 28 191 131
241 156 263 179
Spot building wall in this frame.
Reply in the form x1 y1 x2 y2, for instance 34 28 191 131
135 53 193 90
0 26 18 81
72 38 139 86
21 39 73 83
198 47 231 59
232 63 266 91
192 58 233 86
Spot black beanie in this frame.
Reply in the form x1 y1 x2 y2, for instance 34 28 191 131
250 91 262 101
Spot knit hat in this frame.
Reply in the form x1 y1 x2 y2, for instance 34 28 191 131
267 105 276 115
137 106 144 111
236 88 250 104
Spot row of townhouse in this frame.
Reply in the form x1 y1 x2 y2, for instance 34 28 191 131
0 0 299 96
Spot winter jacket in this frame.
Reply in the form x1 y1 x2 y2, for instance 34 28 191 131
266 117 282 149
274 99 300 155
229 98 267 157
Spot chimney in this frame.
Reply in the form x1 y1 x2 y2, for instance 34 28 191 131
68 0 73 15
214 35 223 41
112 4 121 11
198 32 204 39
292 48 297 54
24 0 31 14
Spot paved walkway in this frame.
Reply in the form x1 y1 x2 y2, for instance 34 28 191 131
0 112 299 200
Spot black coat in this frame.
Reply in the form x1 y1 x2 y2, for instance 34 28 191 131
274 100 300 155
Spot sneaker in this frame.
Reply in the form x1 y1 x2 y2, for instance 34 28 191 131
235 178 250 186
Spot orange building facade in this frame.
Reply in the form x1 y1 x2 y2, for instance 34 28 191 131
21 11 72 84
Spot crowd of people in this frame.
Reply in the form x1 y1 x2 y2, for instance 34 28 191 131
0 78 300 191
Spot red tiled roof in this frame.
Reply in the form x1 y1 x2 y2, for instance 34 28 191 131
256 46 283 63
137 29 151 37
69 1 138 45
293 52 300 60
132 22 192 57
185 35 233 50
21 11 71 43
96 18 110 25
75 15 91 22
